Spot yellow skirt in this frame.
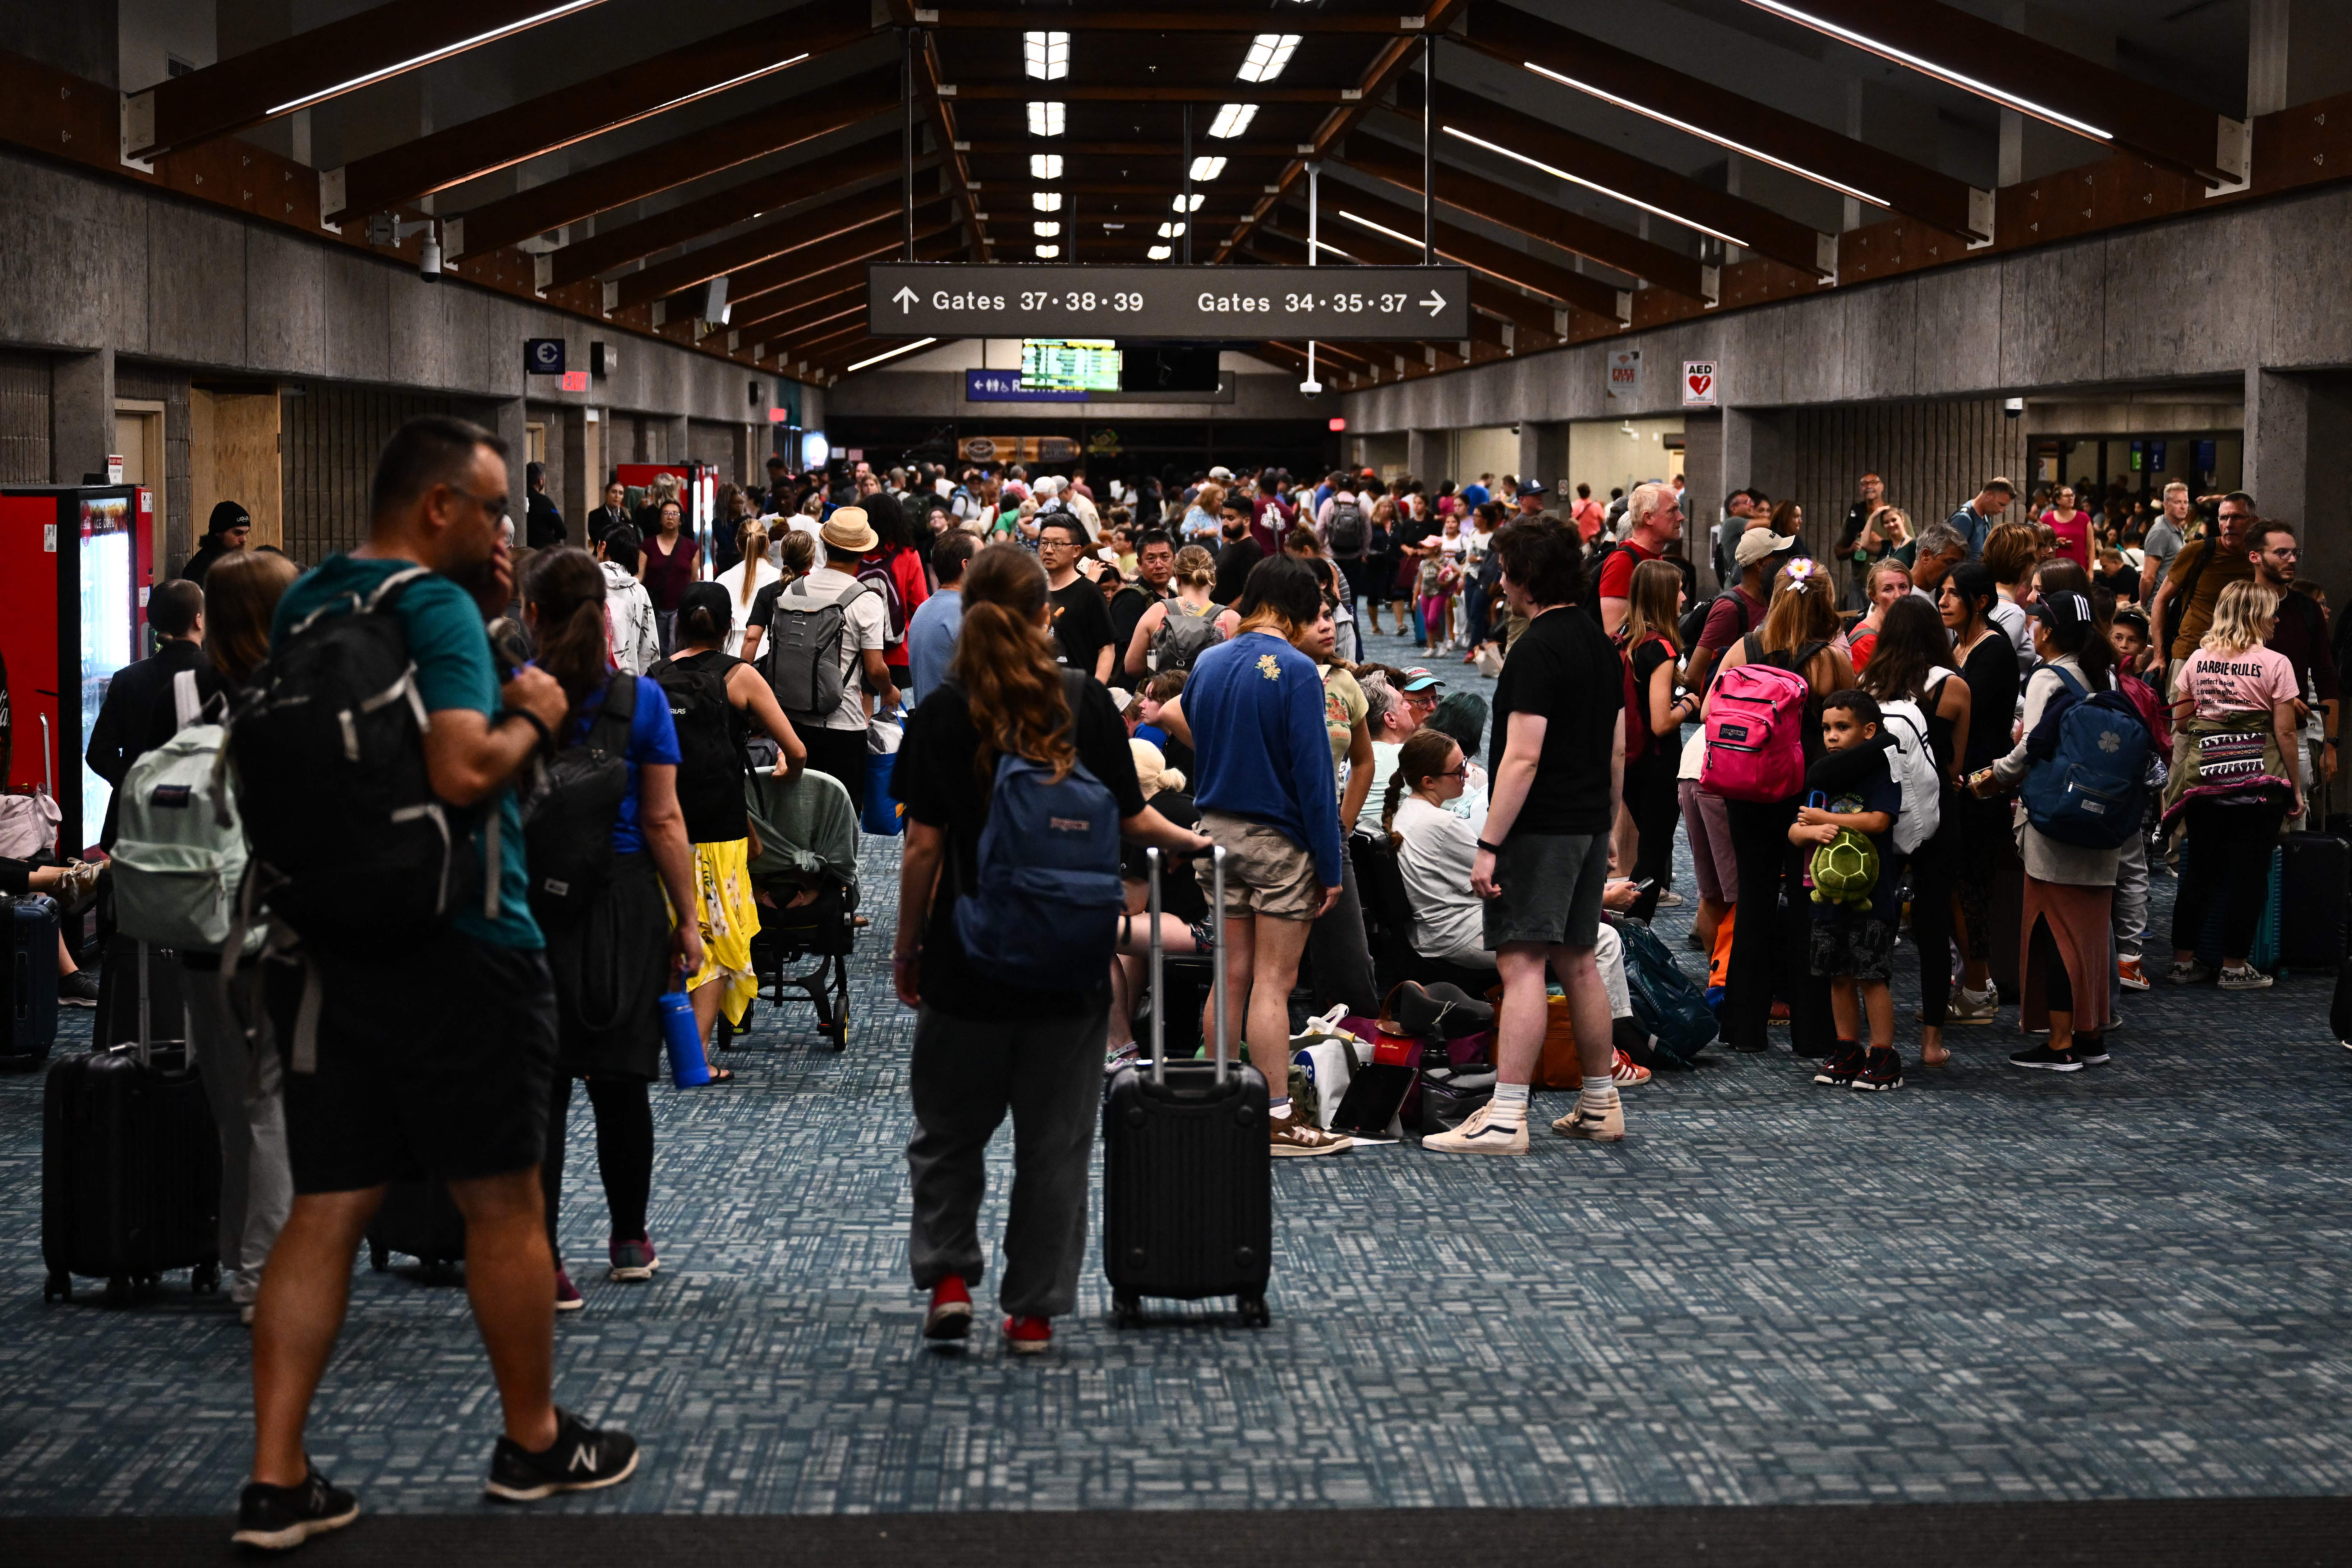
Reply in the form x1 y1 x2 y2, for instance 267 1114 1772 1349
678 838 762 1028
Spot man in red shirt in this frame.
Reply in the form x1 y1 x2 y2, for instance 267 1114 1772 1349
1595 481 1684 636
1570 483 1604 544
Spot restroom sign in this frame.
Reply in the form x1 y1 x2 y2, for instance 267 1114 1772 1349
1606 349 1641 400
1683 361 1718 407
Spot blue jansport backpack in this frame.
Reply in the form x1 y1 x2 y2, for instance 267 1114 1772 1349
2019 665 2151 849
952 749 1126 989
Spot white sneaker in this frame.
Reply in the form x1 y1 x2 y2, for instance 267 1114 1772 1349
1420 1102 1528 1155
1946 985 1999 1024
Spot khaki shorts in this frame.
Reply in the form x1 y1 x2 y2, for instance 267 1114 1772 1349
1196 809 1324 921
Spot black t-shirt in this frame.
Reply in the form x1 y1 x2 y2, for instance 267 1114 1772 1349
896 676 1148 1019
1627 635 1676 769
1212 539 1263 605
1119 788 1207 924
1958 632 2020 773
1110 582 1172 665
1047 577 1117 680
1491 607 1625 835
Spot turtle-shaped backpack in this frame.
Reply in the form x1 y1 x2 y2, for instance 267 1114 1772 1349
1809 827 1880 907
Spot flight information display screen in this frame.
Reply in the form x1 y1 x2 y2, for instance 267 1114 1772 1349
1020 339 1122 392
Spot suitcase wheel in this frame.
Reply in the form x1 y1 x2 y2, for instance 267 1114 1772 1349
44 1271 69 1304
830 999 849 1052
1111 1293 1143 1329
1237 1294 1271 1330
369 1241 389 1272
193 1262 221 1295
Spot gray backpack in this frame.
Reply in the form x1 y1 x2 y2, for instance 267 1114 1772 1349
761 576 872 722
1151 600 1226 673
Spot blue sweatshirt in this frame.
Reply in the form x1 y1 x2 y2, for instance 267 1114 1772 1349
1185 631 1343 887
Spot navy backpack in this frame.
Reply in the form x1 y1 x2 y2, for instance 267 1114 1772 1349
953 744 1126 989
2019 665 2151 850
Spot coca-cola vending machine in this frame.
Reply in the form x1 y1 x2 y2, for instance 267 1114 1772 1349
0 484 156 858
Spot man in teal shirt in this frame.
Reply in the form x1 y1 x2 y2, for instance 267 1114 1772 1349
237 417 639 1550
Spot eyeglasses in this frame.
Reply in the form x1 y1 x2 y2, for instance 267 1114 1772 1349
1432 765 1471 779
460 487 510 525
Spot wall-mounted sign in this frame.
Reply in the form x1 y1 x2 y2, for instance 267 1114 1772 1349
1328 416 1348 433
1607 348 1641 401
526 338 566 375
967 369 1085 403
558 370 589 393
1682 360 1717 408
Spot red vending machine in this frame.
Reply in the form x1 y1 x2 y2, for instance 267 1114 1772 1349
0 485 155 858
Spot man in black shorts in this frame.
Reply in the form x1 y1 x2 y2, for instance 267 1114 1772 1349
1424 517 1627 1155
234 417 637 1551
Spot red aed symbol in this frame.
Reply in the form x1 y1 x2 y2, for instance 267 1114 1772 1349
1687 370 1713 400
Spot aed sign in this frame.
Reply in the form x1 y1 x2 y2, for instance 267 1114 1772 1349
1682 360 1717 407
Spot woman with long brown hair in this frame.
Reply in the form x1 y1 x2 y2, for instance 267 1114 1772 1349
520 547 703 1308
891 544 1210 1356
1617 558 1696 922
1703 555 1855 1055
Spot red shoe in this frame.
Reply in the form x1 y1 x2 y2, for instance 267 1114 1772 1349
1002 1315 1053 1355
923 1278 972 1343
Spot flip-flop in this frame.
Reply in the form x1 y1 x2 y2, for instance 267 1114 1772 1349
704 1067 735 1084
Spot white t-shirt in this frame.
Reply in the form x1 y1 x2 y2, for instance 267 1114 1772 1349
1990 597 2033 667
713 559 780 655
1393 795 1486 966
784 565 888 732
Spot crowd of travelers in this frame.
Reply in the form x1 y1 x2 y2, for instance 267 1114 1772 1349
20 414 2343 1550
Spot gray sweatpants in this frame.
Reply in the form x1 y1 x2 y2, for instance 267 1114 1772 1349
2112 832 2149 960
186 963 291 1305
906 999 1105 1319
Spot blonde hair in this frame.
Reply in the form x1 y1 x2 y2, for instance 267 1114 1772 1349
1758 557 1841 652
1129 737 1185 798
1620 558 1683 654
2201 579 2280 658
1863 558 1912 600
735 520 769 603
1171 543 1217 592
775 529 816 579
1194 482 1225 515
1981 521 2039 586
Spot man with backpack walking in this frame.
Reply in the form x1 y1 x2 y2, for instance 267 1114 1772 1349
743 508 895 815
233 416 637 1550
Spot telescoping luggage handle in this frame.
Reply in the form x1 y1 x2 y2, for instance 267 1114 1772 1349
1145 843 1229 1086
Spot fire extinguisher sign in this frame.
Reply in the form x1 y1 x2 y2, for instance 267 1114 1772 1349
1682 360 1718 407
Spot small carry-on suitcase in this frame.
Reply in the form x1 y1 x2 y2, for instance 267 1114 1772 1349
3 893 61 1070
367 1180 469 1278
42 940 223 1306
95 931 186 1051
2279 830 2350 971
1102 846 1273 1328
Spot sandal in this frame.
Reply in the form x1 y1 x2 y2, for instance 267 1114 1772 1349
703 1066 735 1084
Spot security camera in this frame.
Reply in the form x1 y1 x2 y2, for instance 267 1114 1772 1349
1299 378 1323 395
2004 397 2025 418
417 225 442 281
367 213 440 280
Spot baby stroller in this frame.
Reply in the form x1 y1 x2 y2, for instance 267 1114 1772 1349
716 766 860 1052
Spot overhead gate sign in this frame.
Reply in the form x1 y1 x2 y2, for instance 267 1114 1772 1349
867 262 1471 342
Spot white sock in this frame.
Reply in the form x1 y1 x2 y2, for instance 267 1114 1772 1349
1581 1074 1619 1106
1269 1096 1293 1120
1489 1082 1528 1130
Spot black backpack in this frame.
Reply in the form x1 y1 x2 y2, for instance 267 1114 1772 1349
1583 542 1629 624
1327 501 1367 559
519 673 636 926
650 651 746 844
1678 589 1732 649
227 567 483 954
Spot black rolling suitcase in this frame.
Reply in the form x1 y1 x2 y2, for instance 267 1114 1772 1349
41 940 223 1306
95 931 186 1050
1102 846 1273 1328
3 893 61 1070
2279 830 2350 970
366 1180 469 1278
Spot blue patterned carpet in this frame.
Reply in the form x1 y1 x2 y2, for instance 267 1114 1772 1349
3 623 2351 1523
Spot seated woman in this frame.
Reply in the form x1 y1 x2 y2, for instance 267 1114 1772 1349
1379 729 1644 1079
1104 739 1218 1071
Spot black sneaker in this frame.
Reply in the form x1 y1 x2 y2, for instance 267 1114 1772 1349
231 1469 358 1550
58 969 100 1008
1812 1043 1866 1087
1850 1046 1904 1092
2008 1042 2083 1072
484 1408 640 1502
2072 1034 2110 1065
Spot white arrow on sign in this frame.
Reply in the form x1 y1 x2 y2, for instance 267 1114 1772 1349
892 287 918 312
1420 291 1446 316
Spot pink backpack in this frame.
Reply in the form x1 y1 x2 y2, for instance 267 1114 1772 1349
1699 636 1828 802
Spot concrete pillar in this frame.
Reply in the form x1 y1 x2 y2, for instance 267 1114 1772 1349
2247 367 2352 601
490 396 528 528
1513 421 1566 501
50 348 114 485
1681 411 1725 587
2249 0 2352 118
561 406 592 520
664 414 689 468
1406 428 1444 483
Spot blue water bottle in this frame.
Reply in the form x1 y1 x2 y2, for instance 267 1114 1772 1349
660 981 711 1087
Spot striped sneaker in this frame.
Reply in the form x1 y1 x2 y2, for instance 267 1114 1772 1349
1421 1102 1527 1155
1551 1094 1625 1142
1611 1048 1651 1087
1268 1109 1352 1157
1945 985 1999 1024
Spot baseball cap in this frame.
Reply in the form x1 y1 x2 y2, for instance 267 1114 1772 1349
1398 667 1445 693
1207 465 1235 481
1734 528 1798 568
2034 591 2094 628
1517 479 1547 496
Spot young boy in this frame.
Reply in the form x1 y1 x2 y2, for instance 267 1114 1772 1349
2106 603 2166 990
1790 690 1905 1091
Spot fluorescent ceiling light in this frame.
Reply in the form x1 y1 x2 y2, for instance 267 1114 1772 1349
1035 244 1061 258
1030 154 1063 180
1033 220 1061 237
1308 236 1359 260
1339 208 1426 250
1238 33 1302 84
1033 192 1063 212
1172 194 1204 212
846 338 935 374
1158 221 1186 238
1441 124 1748 250
1027 101 1065 137
1023 30 1070 81
1207 102 1258 140
1520 58 1885 208
1189 156 1227 182
1148 245 1173 260
266 0 601 115
1743 0 2111 141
